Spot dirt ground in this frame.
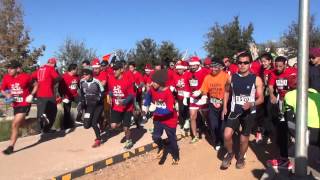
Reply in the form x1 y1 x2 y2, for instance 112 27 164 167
77 136 266 180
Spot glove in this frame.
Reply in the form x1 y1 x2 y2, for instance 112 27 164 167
25 95 34 103
62 98 70 104
192 90 202 98
169 86 176 92
183 97 188 106
149 103 156 112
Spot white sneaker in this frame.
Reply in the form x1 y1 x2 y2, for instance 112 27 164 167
183 119 190 129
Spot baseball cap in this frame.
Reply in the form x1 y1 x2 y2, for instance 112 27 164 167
310 48 320 58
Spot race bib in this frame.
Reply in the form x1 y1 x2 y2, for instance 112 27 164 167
114 98 124 105
235 95 252 105
189 79 198 87
276 79 287 89
177 90 184 96
70 84 77 90
84 113 91 118
13 96 23 103
210 97 222 104
155 101 167 109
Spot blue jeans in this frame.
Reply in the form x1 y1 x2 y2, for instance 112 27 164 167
152 121 179 160
208 103 224 145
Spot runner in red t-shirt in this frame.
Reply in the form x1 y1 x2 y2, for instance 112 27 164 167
223 57 238 75
1 60 38 155
142 69 179 164
107 61 135 149
32 58 60 133
186 56 209 143
59 64 79 129
143 64 153 92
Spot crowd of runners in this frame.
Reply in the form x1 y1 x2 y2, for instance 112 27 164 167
1 48 320 170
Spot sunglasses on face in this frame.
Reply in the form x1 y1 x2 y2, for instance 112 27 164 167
237 61 250 65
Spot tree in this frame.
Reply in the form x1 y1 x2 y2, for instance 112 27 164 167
55 38 97 70
130 38 158 71
282 15 320 57
204 16 254 59
158 41 181 65
0 0 45 71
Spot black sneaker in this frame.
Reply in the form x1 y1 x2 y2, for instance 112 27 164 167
3 146 14 155
236 157 246 169
220 152 234 170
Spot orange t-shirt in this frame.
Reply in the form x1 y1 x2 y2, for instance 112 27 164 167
200 71 229 99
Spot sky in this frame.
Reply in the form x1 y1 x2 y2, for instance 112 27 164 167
20 0 320 64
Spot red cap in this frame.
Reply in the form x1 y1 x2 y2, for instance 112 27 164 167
144 64 152 71
91 58 100 68
188 56 201 66
103 54 111 61
204 57 212 65
48 57 57 64
310 48 320 58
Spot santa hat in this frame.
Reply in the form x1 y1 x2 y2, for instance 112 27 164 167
204 57 212 65
175 61 187 70
102 54 111 61
144 64 153 72
188 56 201 66
91 58 100 68
48 57 57 65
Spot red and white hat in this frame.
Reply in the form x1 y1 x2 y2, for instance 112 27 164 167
188 56 201 66
91 58 100 68
48 57 57 64
175 61 187 70
144 64 153 72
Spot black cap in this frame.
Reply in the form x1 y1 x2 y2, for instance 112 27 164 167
151 69 168 86
112 61 123 70
6 60 22 69
101 61 108 67
211 57 224 67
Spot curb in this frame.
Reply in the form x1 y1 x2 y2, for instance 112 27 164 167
52 134 186 180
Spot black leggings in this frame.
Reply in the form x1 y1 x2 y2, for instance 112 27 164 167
37 97 57 132
83 103 103 140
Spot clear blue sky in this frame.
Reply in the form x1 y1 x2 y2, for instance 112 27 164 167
20 0 320 64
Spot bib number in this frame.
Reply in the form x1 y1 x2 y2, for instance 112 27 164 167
235 95 252 105
189 79 198 87
210 98 222 108
177 90 184 96
84 113 91 118
276 79 288 89
70 84 77 90
13 96 23 103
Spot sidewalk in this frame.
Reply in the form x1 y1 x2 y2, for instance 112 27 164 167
0 121 155 180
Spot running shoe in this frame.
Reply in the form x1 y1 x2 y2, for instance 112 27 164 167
189 137 199 144
92 139 101 148
124 139 133 149
172 158 179 165
255 132 262 144
214 142 222 151
183 119 190 130
236 157 246 169
220 152 234 169
2 146 14 155
156 148 164 159
266 158 294 170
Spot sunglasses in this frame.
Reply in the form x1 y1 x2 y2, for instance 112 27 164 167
237 61 250 65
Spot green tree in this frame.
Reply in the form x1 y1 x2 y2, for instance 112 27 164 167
158 41 181 65
55 37 97 71
282 15 320 57
0 0 45 71
204 16 254 59
130 38 158 71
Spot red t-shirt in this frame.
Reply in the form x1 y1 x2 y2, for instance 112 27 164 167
225 63 239 75
173 71 192 100
269 67 297 99
150 87 178 128
166 68 176 87
32 65 59 98
108 75 134 112
262 68 274 85
59 73 79 100
187 67 208 93
143 74 152 85
250 60 262 77
132 71 144 93
1 73 32 107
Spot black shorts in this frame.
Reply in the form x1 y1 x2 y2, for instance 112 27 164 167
110 110 132 128
225 111 255 136
13 106 31 115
